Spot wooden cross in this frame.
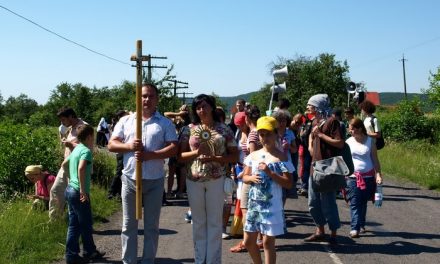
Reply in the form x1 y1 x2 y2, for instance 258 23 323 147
130 40 150 220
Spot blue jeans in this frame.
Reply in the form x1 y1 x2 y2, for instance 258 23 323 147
308 176 340 231
346 177 375 231
65 185 96 261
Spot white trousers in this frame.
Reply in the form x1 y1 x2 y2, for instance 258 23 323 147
186 177 225 264
49 167 68 220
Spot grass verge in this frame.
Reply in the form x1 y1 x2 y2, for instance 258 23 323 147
0 185 120 264
379 140 440 191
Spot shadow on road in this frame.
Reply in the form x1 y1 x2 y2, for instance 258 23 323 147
155 257 194 263
383 184 420 191
94 228 177 236
372 230 440 240
336 240 440 255
385 194 440 201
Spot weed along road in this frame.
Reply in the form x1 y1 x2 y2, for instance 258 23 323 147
53 179 440 264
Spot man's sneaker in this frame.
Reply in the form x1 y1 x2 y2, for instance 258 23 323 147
184 211 192 223
349 230 360 238
297 188 308 197
222 233 230 239
84 250 106 261
66 255 87 264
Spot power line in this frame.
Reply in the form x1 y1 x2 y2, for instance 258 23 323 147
351 36 440 69
0 4 130 66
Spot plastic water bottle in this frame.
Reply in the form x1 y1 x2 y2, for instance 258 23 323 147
257 155 267 184
374 184 383 208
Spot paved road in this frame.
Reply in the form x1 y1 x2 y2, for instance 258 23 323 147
54 179 440 264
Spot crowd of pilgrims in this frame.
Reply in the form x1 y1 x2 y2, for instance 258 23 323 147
154 93 383 264
32 86 382 264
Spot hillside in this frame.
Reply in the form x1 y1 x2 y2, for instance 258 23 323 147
218 92 430 112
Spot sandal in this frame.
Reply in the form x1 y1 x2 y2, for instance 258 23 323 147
304 233 326 242
230 241 247 253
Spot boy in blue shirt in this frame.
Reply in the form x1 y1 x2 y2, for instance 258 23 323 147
63 124 105 264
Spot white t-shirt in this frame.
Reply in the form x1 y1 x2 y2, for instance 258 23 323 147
364 116 381 134
346 136 374 174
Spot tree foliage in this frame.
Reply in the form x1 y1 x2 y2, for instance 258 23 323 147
2 94 40 124
424 66 440 114
250 53 350 115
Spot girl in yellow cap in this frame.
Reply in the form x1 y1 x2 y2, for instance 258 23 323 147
242 116 294 264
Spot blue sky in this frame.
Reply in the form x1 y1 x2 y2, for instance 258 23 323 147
1 1 439 104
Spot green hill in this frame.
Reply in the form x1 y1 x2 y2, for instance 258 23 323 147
379 92 428 105
218 92 430 112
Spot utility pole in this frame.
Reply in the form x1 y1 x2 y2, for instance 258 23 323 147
144 54 167 83
400 54 408 100
171 80 189 96
176 92 193 104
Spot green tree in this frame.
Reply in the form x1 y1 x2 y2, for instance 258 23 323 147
2 94 40 123
251 53 350 115
0 92 4 118
424 66 440 114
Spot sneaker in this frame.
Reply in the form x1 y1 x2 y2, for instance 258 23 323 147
166 192 175 199
84 250 106 261
349 230 359 238
184 211 192 223
176 192 187 199
297 188 308 197
222 233 230 239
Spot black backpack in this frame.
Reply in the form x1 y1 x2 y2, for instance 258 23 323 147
370 116 385 150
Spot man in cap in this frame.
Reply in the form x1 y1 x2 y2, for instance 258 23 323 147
304 94 344 245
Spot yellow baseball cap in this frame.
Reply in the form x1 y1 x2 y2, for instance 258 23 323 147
256 116 278 132
25 165 43 175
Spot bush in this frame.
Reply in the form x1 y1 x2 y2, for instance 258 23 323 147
0 122 117 200
92 148 116 188
0 122 62 199
380 99 436 142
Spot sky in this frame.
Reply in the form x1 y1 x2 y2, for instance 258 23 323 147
1 1 439 105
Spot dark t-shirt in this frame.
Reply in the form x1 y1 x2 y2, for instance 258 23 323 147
311 116 343 162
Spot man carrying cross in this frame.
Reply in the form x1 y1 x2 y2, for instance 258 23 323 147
108 83 178 264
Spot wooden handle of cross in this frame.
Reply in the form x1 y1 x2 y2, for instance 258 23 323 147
135 40 143 220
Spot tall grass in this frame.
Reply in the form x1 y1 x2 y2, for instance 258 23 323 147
0 186 120 264
379 140 440 190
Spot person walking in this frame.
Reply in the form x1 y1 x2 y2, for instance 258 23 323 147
345 118 383 238
178 94 238 264
304 94 344 245
242 116 294 264
108 83 178 264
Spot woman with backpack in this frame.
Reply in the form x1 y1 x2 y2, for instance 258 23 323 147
359 100 384 150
